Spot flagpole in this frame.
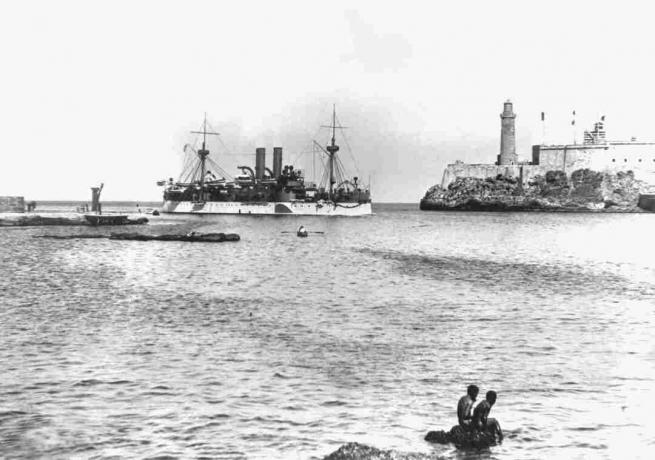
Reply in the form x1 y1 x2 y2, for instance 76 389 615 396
572 110 577 145
541 112 546 145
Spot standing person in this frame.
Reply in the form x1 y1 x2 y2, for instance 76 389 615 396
472 390 503 441
457 385 479 429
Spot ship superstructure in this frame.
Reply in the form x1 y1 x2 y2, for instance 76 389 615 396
159 107 372 216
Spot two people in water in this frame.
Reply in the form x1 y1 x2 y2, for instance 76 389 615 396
457 385 503 441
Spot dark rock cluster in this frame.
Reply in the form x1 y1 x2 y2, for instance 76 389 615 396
322 431 498 460
424 425 497 449
420 169 650 212
322 442 434 460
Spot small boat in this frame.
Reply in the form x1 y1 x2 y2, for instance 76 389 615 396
140 208 160 216
297 226 308 237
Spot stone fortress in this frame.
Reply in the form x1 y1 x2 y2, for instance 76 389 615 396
0 196 25 213
440 100 655 188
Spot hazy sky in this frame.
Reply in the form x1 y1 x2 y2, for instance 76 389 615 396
1 0 654 202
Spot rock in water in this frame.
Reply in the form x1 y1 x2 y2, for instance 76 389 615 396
322 443 388 460
108 232 240 242
322 442 434 460
425 425 498 449
34 234 107 239
423 430 451 444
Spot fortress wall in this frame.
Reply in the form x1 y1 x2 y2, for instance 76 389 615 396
520 165 550 184
536 147 594 171
0 196 25 213
441 164 523 188
536 143 655 183
588 144 655 183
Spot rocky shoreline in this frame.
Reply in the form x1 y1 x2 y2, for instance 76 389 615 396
0 212 147 227
420 169 653 212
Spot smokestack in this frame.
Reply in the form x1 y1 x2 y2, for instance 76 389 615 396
255 147 266 180
273 147 283 179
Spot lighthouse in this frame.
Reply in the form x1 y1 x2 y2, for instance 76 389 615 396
497 100 518 165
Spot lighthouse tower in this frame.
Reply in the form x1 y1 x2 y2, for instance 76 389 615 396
497 100 518 165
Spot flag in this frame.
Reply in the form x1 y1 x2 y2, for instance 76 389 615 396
571 120 575 125
541 112 545 121
572 110 576 116
601 115 605 121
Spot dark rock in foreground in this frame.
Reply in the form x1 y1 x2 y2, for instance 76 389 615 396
421 169 652 212
425 425 497 449
322 442 438 460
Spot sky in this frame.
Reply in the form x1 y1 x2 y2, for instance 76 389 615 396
1 0 655 202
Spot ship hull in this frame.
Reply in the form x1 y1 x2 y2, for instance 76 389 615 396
160 200 372 216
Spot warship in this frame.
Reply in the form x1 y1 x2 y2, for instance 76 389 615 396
158 107 372 216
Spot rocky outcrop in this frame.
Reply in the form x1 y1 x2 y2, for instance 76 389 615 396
322 442 431 460
322 430 499 460
425 425 498 449
420 169 652 212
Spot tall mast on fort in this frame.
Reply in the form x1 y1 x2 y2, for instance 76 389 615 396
498 100 518 165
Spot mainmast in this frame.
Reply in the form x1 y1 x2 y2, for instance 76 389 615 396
191 113 219 198
325 104 340 201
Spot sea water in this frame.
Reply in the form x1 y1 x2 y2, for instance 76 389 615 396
1 204 654 459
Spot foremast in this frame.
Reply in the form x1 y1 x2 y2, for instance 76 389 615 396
191 113 219 200
325 104 340 202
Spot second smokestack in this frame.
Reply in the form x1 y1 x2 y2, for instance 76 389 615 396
255 147 266 180
273 147 283 179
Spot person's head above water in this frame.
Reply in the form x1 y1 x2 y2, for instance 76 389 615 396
486 390 497 405
467 385 479 400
